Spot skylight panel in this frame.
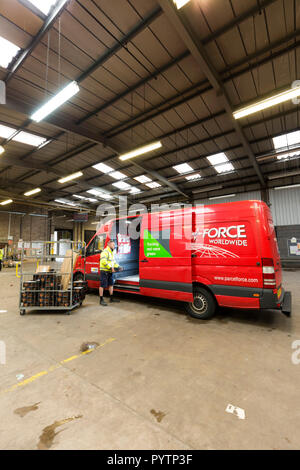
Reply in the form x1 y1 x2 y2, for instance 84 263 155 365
146 182 161 189
214 162 235 174
13 132 47 147
87 189 113 200
93 163 114 173
0 124 15 139
0 124 47 147
27 0 60 15
110 171 126 180
134 175 152 184
173 163 193 174
207 153 228 166
112 181 132 190
273 131 300 160
0 37 20 69
185 173 202 181
130 187 142 194
273 130 300 150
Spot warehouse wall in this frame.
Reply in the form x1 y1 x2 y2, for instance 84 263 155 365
0 208 49 244
269 187 300 225
269 188 300 265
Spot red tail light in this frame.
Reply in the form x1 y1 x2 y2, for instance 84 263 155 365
262 258 276 289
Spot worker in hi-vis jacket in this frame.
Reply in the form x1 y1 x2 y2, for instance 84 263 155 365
99 240 123 306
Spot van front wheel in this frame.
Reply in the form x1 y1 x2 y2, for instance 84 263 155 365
185 287 216 320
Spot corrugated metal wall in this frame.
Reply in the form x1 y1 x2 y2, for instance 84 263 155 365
194 190 262 206
269 188 300 226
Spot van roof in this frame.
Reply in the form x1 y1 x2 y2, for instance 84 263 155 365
99 200 267 225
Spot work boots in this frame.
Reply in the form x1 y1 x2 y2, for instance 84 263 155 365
100 298 108 306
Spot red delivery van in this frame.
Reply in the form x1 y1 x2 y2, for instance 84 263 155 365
74 200 291 320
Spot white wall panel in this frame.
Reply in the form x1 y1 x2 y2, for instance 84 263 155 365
269 188 300 226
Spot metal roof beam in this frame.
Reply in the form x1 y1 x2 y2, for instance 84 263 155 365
5 0 69 83
76 6 163 84
157 0 266 187
105 32 300 140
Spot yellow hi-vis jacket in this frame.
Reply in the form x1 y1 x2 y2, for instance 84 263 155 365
0 249 3 260
100 246 119 272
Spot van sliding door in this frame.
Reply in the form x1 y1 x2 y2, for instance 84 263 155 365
139 210 193 302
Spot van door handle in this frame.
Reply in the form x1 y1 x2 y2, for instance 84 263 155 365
141 259 149 263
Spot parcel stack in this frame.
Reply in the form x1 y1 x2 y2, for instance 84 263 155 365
21 269 88 308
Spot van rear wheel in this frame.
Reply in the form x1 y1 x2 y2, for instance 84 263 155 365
185 287 216 320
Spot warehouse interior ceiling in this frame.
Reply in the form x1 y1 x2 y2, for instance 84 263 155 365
0 0 300 210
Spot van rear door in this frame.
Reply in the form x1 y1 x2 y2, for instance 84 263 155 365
139 209 193 302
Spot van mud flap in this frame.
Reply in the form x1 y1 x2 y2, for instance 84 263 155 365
281 291 292 317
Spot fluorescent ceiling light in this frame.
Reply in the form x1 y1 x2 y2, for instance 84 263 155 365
119 141 162 161
31 81 80 123
113 181 132 190
0 146 4 155
29 213 48 217
73 195 97 203
214 162 235 174
233 85 300 119
54 199 77 206
146 182 161 189
110 171 126 180
207 153 228 166
0 124 47 147
87 189 113 200
134 175 152 184
93 162 113 173
173 163 193 174
173 0 190 9
209 194 236 200
186 173 201 181
0 199 13 206
274 184 300 190
0 36 20 69
58 171 83 184
24 188 41 197
27 0 63 16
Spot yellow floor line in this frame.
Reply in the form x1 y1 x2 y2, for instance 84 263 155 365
0 337 116 397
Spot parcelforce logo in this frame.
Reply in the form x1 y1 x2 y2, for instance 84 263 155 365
199 225 247 239
194 224 248 248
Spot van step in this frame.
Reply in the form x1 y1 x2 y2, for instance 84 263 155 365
114 283 140 292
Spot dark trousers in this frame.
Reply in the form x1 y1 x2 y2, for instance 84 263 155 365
0 260 2 271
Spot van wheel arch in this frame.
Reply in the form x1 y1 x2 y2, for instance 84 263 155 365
73 271 84 282
185 283 217 320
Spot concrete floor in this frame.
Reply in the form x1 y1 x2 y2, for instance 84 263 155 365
0 267 299 450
